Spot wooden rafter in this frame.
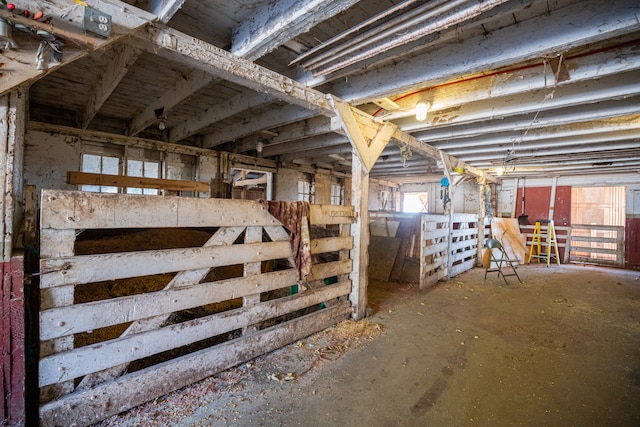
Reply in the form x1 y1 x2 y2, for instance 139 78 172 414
82 43 142 128
141 22 492 183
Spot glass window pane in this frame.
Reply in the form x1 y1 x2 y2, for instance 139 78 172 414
102 156 119 175
144 161 159 178
82 154 100 173
128 160 143 177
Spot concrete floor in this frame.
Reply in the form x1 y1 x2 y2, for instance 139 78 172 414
98 264 640 427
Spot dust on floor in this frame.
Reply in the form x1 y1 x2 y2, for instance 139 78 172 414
95 264 640 427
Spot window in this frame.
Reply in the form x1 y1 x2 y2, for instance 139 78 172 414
331 178 344 205
166 153 197 196
81 153 119 193
298 175 315 203
126 159 160 195
380 190 391 211
402 192 428 213
571 186 625 261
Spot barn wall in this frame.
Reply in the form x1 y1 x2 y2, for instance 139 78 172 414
274 167 300 201
24 130 80 194
315 169 331 204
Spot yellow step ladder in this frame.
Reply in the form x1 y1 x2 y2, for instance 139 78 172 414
528 220 560 266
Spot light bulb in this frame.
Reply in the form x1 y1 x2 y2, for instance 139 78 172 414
158 120 166 130
496 167 504 176
415 101 429 121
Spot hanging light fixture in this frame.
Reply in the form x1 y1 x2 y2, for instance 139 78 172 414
415 101 430 121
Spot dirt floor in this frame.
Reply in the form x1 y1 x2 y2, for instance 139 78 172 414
96 264 640 427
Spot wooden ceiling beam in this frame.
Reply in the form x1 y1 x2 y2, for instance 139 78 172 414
129 68 215 137
82 43 142 129
148 0 186 23
0 0 155 97
328 0 640 104
413 97 640 143
231 0 360 61
169 91 274 143
200 104 317 148
398 71 640 133
142 22 493 183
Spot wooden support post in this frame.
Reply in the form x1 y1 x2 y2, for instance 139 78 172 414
349 154 369 320
0 88 27 425
549 176 558 220
477 183 487 266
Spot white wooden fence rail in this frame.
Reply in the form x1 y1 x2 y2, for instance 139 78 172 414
38 190 355 426
567 223 625 267
419 213 479 289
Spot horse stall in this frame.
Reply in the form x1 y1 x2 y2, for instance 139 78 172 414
36 190 355 426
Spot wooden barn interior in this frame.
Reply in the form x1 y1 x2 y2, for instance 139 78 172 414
1 0 639 425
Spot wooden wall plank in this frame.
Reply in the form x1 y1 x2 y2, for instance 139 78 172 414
75 225 247 390
68 171 210 193
40 241 291 288
39 281 351 386
40 190 281 229
40 269 298 340
306 259 352 282
310 236 353 254
309 204 356 225
39 303 351 427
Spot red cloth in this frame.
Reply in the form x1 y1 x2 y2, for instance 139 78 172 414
261 201 312 280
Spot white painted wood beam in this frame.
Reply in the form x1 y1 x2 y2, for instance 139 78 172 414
454 134 640 162
149 0 186 23
262 134 347 157
142 23 491 182
377 44 640 122
399 71 640 133
413 97 640 143
330 0 640 103
231 0 360 61
144 24 332 115
140 0 356 138
201 104 317 148
82 43 142 129
170 92 274 143
129 68 215 137
280 144 353 162
328 95 397 172
437 115 640 151
349 153 369 320
0 0 155 97
271 116 337 144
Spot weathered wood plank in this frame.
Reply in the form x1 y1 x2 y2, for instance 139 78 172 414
309 204 356 225
75 225 246 390
40 269 298 340
243 226 263 332
40 241 290 288
569 245 619 255
310 236 353 254
68 171 210 192
450 259 476 276
423 241 448 256
38 226 75 401
424 228 449 240
39 302 351 427
40 190 281 229
39 281 351 386
452 213 479 222
306 259 353 282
